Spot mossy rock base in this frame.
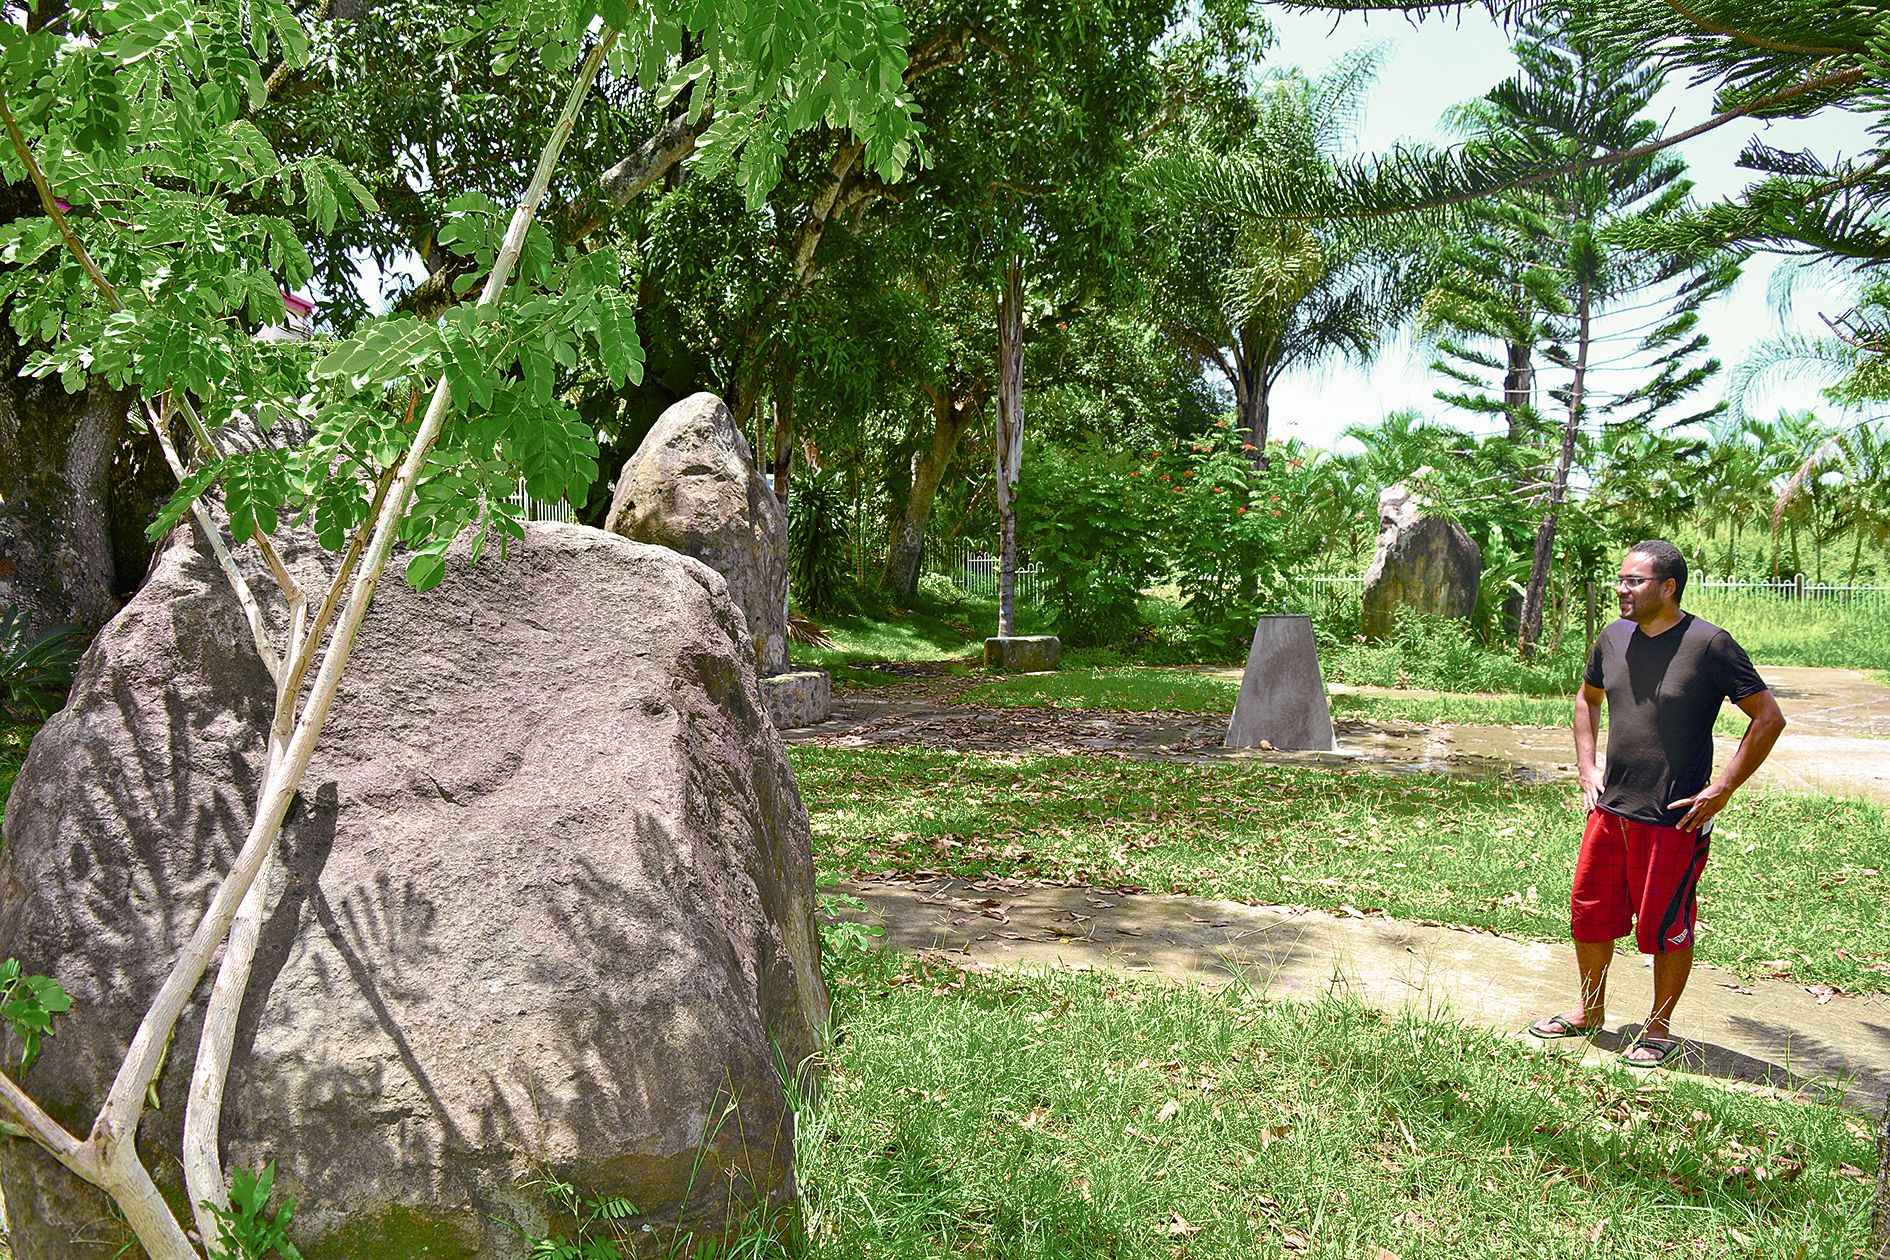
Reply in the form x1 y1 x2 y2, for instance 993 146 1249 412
984 636 1060 673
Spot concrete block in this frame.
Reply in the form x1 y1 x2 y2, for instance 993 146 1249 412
1224 615 1336 752
984 635 1061 673
761 669 832 729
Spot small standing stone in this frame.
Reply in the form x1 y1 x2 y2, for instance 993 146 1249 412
1224 615 1336 752
1360 476 1482 640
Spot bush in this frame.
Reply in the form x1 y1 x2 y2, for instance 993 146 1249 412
1321 609 1585 695
1016 439 1163 647
1153 426 1329 654
0 606 84 720
787 467 850 614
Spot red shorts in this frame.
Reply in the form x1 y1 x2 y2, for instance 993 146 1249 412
1570 808 1709 954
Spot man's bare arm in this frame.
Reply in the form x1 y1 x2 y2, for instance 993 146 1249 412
1574 682 1605 813
1668 690 1787 831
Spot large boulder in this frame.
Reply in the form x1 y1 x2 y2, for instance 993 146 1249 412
1361 477 1482 639
606 393 789 678
0 520 827 1258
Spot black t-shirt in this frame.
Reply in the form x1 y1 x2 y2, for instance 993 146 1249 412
1583 613 1768 825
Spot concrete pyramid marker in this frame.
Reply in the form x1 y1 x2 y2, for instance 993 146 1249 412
1224 614 1337 752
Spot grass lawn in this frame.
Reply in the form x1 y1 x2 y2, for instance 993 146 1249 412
1686 594 1890 672
791 747 1890 993
793 594 1056 689
954 667 1757 736
0 713 34 817
800 949 1876 1258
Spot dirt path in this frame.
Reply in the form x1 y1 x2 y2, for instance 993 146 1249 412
788 665 1890 805
832 876 1890 1110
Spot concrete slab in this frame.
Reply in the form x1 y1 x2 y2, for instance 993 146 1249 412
1225 615 1336 752
835 877 1890 1111
984 635 1060 673
761 668 832 728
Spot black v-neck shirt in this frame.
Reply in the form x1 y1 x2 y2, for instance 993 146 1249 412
1583 613 1768 825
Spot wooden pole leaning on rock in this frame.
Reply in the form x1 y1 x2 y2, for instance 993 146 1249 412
0 31 619 1260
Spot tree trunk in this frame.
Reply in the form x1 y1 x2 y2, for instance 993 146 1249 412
1519 280 1590 659
1231 336 1272 470
1848 528 1864 585
0 336 148 635
994 258 1025 638
1239 383 1270 471
883 379 983 601
770 369 794 509
1503 339 1533 442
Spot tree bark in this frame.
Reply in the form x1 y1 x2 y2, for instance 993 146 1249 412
770 369 794 509
994 259 1025 638
1503 339 1533 442
1519 279 1590 659
884 378 984 601
0 343 141 635
1232 332 1271 469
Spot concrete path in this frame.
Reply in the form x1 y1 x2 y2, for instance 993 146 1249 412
834 877 1890 1111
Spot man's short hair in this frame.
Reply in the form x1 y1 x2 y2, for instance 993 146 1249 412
1628 539 1688 601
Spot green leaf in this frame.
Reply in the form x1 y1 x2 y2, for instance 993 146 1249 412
404 550 446 591
312 315 444 389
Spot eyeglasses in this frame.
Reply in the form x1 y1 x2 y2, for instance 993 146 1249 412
1616 575 1662 588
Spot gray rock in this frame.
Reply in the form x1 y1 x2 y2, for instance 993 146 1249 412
0 521 827 1259
983 636 1060 673
1361 479 1482 639
605 394 789 678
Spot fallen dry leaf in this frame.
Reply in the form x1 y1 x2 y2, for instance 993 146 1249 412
1163 1212 1200 1237
1155 1098 1180 1124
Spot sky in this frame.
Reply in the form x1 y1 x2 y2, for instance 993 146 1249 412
1260 7 1875 452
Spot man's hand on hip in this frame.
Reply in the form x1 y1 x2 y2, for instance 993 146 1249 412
1579 766 1603 814
1668 782 1732 832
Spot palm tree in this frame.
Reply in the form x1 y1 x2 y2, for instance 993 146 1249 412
1150 48 1437 468
1832 422 1890 583
1697 416 1772 576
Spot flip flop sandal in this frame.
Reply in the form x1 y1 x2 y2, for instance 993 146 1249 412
1527 1014 1602 1040
1620 1036 1683 1069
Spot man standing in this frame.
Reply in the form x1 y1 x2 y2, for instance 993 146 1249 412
1529 540 1786 1066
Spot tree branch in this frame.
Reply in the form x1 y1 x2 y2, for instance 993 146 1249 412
1660 0 1850 57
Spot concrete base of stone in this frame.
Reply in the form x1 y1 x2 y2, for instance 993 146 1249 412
1224 614 1336 752
761 669 832 729
984 635 1060 673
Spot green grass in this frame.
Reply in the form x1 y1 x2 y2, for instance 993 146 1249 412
958 667 1239 713
955 667 1757 736
791 747 1890 992
0 713 34 822
1329 692 1758 738
1317 632 1587 697
802 949 1876 1258
1678 594 1890 672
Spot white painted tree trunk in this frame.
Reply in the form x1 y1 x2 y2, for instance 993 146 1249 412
994 259 1024 638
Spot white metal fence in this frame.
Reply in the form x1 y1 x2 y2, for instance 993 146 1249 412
1301 572 1890 612
506 479 576 524
922 537 1050 606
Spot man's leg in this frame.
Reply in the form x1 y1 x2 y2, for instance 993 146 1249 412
1532 810 1628 1036
1621 944 1693 1063
1531 936 1614 1034
1623 818 1707 1062
1575 937 1615 1025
